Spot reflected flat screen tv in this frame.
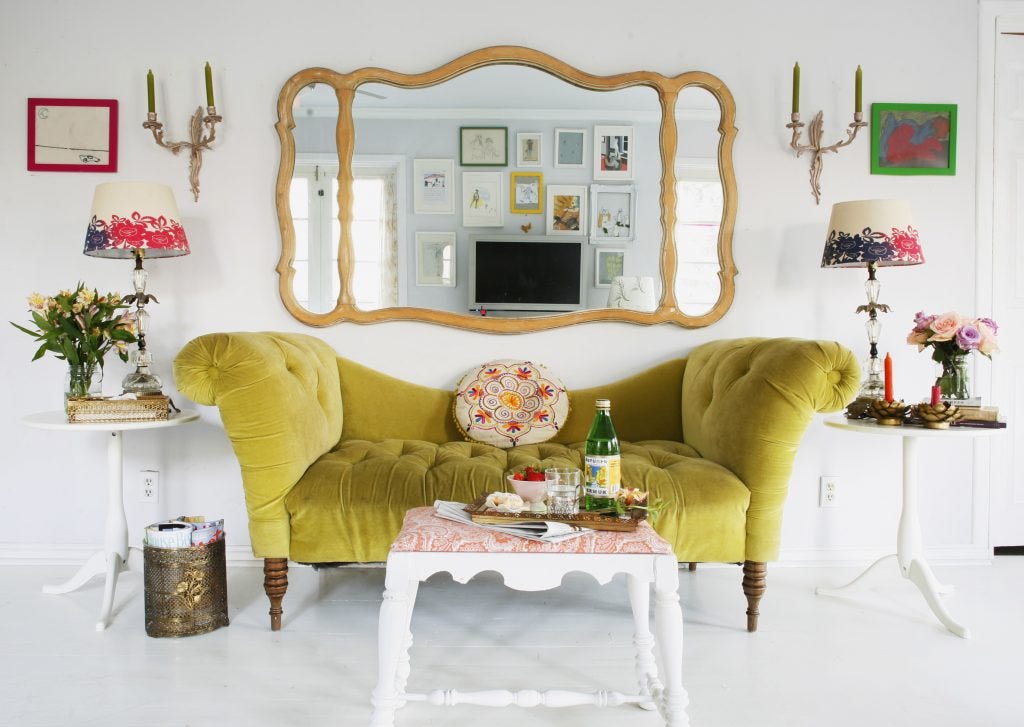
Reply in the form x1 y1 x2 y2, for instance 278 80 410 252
469 235 585 312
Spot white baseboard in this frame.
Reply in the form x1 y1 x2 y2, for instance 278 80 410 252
0 543 994 567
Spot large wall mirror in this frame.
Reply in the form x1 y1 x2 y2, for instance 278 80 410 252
275 46 737 331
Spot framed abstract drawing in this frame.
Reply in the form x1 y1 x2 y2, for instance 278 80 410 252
589 184 636 243
546 184 587 235
516 132 542 167
413 159 455 214
594 248 626 288
593 125 633 180
462 171 503 227
510 171 543 215
460 127 508 166
554 128 586 168
27 98 118 172
870 103 957 175
415 232 457 286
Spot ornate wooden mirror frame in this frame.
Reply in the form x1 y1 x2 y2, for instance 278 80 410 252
274 46 737 332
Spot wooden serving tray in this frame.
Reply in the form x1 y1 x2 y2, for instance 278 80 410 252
465 495 645 532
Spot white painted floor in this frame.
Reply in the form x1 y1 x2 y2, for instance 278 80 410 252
0 558 1021 726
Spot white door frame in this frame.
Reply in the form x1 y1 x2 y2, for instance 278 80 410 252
978 1 1024 548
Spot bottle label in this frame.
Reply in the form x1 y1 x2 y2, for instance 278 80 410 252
584 454 621 499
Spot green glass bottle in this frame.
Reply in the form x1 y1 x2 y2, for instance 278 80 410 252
584 398 621 511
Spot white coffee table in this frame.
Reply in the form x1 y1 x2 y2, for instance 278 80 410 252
370 507 689 726
22 409 199 631
819 417 1003 638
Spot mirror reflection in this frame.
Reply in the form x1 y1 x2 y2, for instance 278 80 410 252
276 48 737 330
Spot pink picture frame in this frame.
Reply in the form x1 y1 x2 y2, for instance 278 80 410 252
27 98 118 172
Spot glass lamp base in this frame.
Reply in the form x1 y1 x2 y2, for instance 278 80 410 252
122 370 163 395
858 376 885 400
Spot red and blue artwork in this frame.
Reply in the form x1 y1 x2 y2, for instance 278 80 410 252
877 110 952 169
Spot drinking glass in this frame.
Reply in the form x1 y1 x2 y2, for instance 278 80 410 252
545 467 581 515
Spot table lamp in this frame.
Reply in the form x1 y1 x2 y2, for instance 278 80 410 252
821 199 923 400
84 181 190 394
606 276 657 312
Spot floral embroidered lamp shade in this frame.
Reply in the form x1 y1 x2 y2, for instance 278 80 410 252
83 181 190 394
821 199 924 401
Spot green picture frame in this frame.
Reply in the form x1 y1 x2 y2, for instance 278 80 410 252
870 103 957 176
459 126 508 167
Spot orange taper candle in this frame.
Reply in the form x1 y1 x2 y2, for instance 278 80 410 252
884 353 894 403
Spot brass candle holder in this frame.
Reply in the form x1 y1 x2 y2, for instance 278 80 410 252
867 398 909 426
912 402 963 429
143 106 222 202
786 111 868 205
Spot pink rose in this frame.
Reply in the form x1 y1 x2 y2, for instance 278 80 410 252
977 322 1000 356
927 312 962 342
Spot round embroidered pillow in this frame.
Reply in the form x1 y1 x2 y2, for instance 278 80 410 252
453 360 569 448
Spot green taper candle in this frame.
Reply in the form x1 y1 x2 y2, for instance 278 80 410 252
147 69 155 114
792 62 800 114
855 65 862 113
205 62 214 108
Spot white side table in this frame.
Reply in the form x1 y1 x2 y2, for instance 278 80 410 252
22 410 199 631
819 417 1002 638
371 507 689 726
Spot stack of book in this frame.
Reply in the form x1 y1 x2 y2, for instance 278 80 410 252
950 401 1006 429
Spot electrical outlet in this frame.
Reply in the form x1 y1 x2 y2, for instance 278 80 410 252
140 469 159 503
819 475 839 508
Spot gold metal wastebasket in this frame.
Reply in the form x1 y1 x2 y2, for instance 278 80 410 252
143 538 229 637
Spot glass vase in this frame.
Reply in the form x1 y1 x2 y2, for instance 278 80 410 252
935 353 970 402
65 361 103 409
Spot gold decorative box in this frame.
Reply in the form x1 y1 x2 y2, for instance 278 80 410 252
143 538 229 638
66 395 170 424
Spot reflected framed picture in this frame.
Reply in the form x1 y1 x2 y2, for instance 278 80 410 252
510 171 543 214
413 158 455 214
554 128 586 168
871 103 957 175
594 125 633 179
516 132 542 167
460 126 508 166
462 171 504 227
595 248 625 288
589 184 636 243
27 98 118 172
546 184 587 236
415 232 457 286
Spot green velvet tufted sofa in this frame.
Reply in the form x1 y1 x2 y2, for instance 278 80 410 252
174 332 858 631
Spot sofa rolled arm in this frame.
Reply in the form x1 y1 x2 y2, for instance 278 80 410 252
173 332 343 558
681 337 860 562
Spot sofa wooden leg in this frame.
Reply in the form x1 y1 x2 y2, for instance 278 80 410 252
742 560 766 632
264 558 289 631
688 562 697 572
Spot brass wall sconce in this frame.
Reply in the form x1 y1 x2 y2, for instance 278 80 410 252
143 64 222 202
786 63 867 204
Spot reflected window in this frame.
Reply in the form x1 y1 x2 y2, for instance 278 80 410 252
292 158 399 312
675 158 723 314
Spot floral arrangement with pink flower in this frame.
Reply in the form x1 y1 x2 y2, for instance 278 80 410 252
907 311 1000 362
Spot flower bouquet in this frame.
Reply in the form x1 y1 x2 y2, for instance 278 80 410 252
11 283 137 399
907 311 999 400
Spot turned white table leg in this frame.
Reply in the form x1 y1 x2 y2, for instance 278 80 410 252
653 556 689 727
395 579 420 700
627 572 660 710
96 431 129 631
371 555 415 727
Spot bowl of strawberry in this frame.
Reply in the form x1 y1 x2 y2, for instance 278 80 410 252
507 466 549 506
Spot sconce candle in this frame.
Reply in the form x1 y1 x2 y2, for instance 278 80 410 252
792 62 800 114
884 352 894 402
855 65 863 113
204 62 214 107
147 69 155 114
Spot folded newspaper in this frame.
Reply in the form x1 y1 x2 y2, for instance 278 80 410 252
433 500 593 544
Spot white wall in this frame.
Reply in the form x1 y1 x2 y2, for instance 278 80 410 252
0 0 985 562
